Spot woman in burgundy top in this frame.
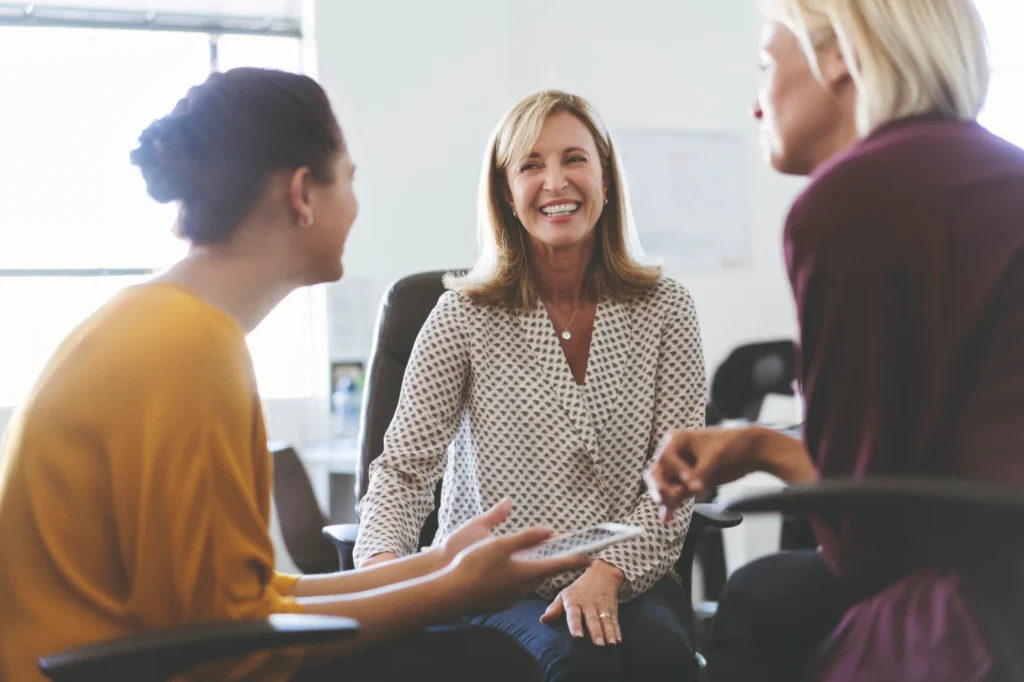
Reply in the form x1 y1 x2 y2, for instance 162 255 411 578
647 0 1024 681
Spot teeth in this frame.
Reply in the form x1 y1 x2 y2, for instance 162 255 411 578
540 202 580 216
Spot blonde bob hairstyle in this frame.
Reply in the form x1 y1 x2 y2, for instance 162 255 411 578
762 0 991 137
445 90 660 310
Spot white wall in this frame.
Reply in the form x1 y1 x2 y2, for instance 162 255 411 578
0 1 805 575
314 0 804 379
1 2 805 448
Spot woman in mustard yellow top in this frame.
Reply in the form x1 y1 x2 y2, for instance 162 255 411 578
0 67 587 682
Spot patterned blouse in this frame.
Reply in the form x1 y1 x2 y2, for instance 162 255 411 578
353 276 707 600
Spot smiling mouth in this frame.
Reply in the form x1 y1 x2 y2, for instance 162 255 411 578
538 201 581 218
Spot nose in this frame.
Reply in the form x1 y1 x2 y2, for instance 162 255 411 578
543 164 568 192
751 101 764 121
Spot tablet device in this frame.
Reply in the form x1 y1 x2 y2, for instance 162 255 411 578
517 523 644 561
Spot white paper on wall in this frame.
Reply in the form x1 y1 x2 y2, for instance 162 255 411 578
614 129 751 273
325 276 375 361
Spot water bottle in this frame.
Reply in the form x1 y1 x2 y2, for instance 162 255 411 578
331 376 362 440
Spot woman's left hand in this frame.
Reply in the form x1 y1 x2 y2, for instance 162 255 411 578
439 497 514 563
540 559 624 646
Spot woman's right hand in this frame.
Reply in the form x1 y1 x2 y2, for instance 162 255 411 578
645 426 816 522
447 528 590 615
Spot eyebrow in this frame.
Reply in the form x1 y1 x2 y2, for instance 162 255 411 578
526 147 590 159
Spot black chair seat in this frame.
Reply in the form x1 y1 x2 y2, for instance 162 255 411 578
39 614 358 682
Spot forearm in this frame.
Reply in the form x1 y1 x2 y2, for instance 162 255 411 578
750 426 819 483
291 548 446 598
598 494 691 598
297 568 465 665
353 472 433 565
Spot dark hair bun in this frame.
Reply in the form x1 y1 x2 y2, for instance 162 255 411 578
130 68 343 243
130 116 192 204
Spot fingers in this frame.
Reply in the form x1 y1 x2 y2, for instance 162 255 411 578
600 609 619 646
645 462 689 519
527 553 591 579
645 465 684 506
539 595 564 624
566 604 584 639
481 497 513 528
582 605 606 646
500 526 555 552
657 432 698 486
648 432 703 507
613 616 623 645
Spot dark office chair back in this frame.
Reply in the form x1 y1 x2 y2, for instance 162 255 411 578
356 270 460 549
270 443 339 574
709 340 797 423
702 339 810 581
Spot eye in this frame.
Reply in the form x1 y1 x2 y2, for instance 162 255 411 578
520 162 540 172
567 155 587 164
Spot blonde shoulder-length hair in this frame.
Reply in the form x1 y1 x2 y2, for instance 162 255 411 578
763 0 991 137
445 90 660 310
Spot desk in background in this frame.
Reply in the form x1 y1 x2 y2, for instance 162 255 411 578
298 439 360 524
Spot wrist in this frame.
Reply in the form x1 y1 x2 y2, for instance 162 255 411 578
426 545 451 571
360 551 399 569
589 559 625 588
751 426 818 483
435 560 483 619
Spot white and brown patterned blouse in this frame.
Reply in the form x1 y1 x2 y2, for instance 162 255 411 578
353 276 707 600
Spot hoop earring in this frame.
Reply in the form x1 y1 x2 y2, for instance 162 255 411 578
300 213 314 228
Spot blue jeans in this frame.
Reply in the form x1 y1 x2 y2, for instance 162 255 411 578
297 624 542 681
469 577 698 682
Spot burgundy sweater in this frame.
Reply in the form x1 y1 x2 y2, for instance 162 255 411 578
784 115 1024 585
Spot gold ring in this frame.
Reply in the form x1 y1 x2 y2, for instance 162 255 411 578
598 612 614 619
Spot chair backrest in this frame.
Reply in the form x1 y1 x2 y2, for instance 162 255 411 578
356 270 459 549
709 340 797 423
270 443 339 574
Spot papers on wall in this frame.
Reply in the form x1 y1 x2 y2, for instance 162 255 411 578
325 276 375 361
614 129 751 274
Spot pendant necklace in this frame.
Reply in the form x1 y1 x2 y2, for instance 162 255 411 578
548 298 585 340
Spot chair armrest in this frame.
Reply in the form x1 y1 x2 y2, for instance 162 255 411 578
724 477 1024 556
38 614 359 682
724 478 1024 522
693 502 744 529
675 503 744 611
323 523 361 571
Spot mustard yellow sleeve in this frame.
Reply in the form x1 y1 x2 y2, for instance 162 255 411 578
272 572 303 599
117 325 306 681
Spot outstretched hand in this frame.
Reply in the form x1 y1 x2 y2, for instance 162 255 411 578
441 497 514 562
450 527 591 615
645 427 762 522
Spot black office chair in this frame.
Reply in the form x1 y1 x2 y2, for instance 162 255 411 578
727 478 1024 681
707 340 797 424
37 614 358 682
692 339 803 603
321 270 742 656
271 442 340 574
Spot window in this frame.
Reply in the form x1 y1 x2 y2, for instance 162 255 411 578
978 0 1024 148
0 19 311 407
